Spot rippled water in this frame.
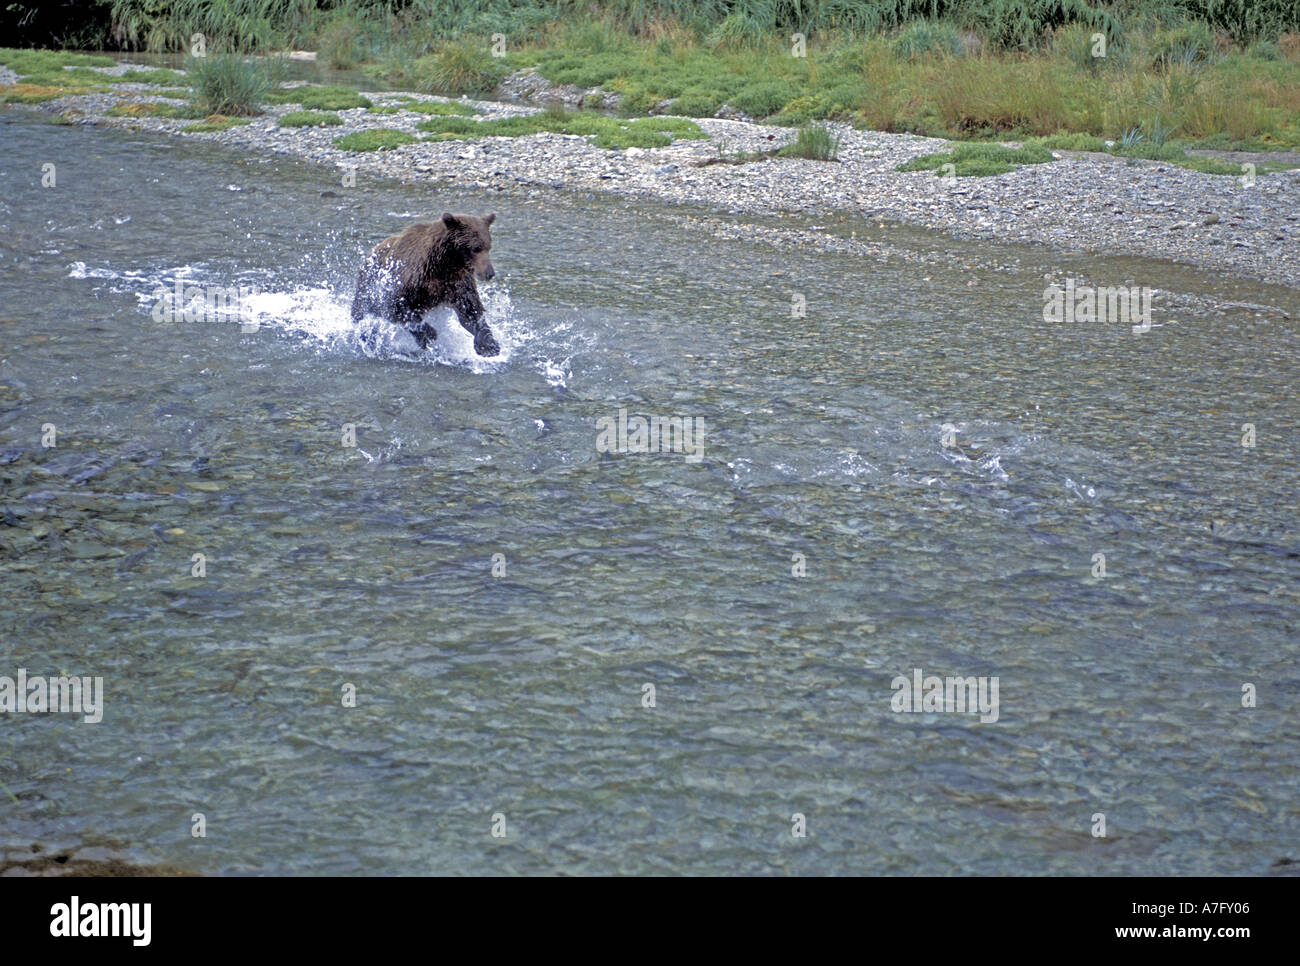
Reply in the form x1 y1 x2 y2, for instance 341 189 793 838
1 111 1297 875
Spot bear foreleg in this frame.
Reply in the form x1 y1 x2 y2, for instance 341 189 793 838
450 285 500 357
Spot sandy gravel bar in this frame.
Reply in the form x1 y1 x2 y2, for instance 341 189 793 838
8 61 1300 289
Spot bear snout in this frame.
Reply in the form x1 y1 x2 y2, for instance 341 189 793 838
478 260 495 282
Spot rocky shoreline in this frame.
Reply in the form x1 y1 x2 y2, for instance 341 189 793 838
7 59 1300 289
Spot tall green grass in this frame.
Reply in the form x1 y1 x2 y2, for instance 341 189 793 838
186 52 282 115
99 2 1300 55
777 123 841 159
110 0 317 51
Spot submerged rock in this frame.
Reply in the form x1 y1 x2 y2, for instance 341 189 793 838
1 843 197 877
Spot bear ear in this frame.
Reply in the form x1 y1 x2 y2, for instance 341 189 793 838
441 212 459 228
483 212 496 226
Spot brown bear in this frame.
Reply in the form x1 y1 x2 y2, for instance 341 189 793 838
351 212 501 356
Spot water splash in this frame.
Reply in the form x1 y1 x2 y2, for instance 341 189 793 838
67 260 557 375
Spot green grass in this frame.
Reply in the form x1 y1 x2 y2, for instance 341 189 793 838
1112 140 1187 161
777 123 841 160
370 43 511 97
183 114 252 132
730 80 797 118
1112 142 1297 174
898 141 1056 176
368 98 479 116
1025 132 1107 151
1176 156 1251 175
502 17 1300 149
0 48 115 73
415 108 704 150
0 51 187 92
669 88 724 117
117 68 190 86
10 67 115 89
106 100 205 119
897 134 1298 178
333 129 417 151
891 20 965 59
108 0 318 52
279 109 343 127
0 84 69 103
93 1 1300 58
264 84 372 110
1189 132 1295 151
187 53 279 115
3 7 1297 154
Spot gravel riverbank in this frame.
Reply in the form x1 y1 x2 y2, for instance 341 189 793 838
7 60 1300 289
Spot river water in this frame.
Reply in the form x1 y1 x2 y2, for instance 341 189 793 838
1 110 1297 874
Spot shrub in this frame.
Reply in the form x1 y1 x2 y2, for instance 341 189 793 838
773 84 868 124
186 53 279 116
777 123 841 160
616 86 660 117
730 80 795 118
1149 22 1218 71
671 88 724 117
891 21 963 59
108 0 315 51
413 44 510 97
318 14 364 70
1052 23 1123 74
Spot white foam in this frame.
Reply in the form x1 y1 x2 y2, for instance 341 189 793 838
67 260 566 376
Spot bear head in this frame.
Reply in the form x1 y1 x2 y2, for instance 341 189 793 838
441 212 496 282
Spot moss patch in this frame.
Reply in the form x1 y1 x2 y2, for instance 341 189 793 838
368 99 479 116
182 114 251 133
898 141 1056 176
117 68 189 86
12 67 113 89
264 85 371 111
416 109 704 150
1025 132 1107 151
279 110 343 127
0 48 115 73
106 100 204 119
0 83 67 103
333 128 417 151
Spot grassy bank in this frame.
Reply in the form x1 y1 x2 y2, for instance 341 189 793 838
468 17 1300 151
2 2 1298 155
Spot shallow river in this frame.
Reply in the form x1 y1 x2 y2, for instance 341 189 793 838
1 110 1297 874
